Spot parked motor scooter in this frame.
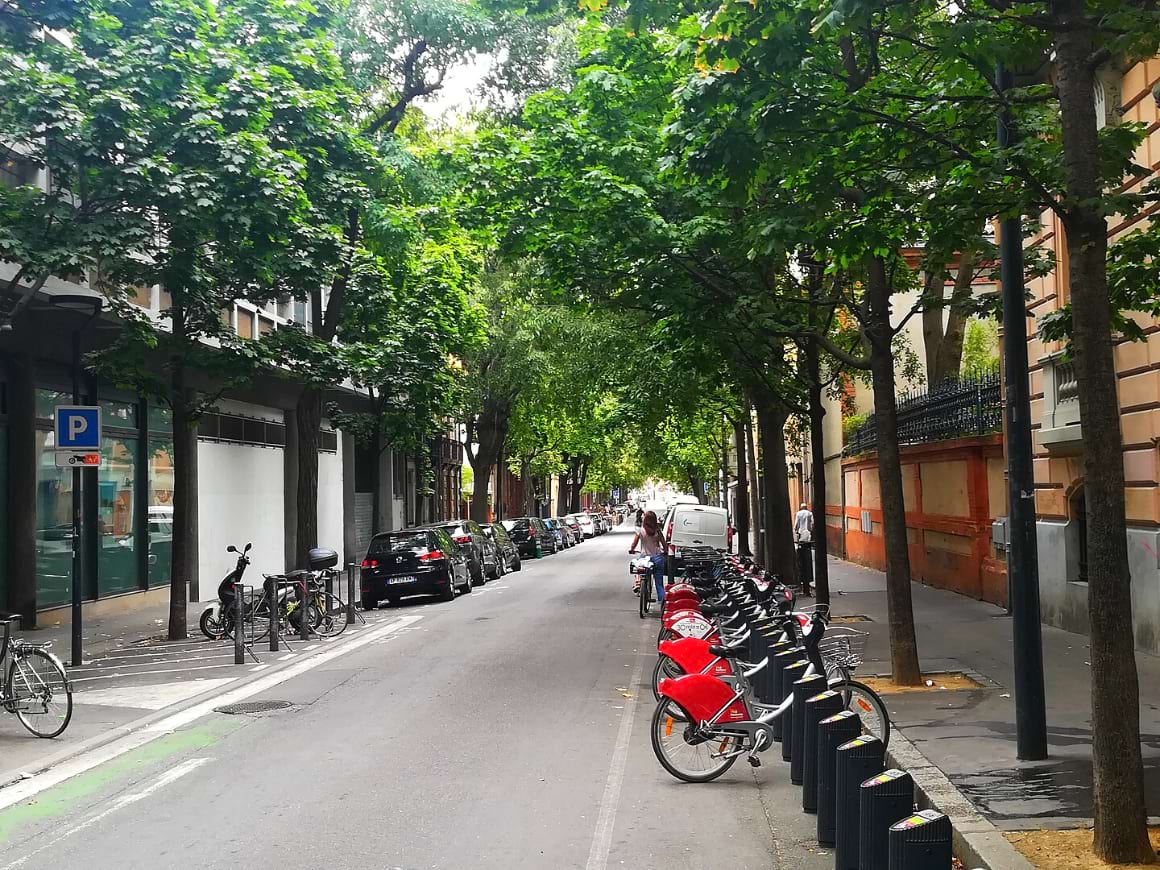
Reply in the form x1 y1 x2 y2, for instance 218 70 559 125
199 543 253 640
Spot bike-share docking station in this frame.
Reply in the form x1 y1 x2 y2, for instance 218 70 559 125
749 625 956 869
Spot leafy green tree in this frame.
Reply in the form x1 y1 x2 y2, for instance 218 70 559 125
0 0 370 639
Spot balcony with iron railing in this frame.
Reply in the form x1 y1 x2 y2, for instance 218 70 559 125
843 368 1003 456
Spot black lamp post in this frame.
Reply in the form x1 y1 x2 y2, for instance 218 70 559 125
48 293 103 668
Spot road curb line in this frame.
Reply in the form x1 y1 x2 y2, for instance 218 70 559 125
0 614 421 805
885 729 1033 870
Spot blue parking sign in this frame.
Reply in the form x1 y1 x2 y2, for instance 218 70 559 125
55 406 102 451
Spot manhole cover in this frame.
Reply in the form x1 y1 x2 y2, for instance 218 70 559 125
214 700 293 715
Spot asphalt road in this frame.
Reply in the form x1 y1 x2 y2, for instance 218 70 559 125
0 526 834 870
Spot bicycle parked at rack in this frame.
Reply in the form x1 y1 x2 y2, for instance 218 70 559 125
201 545 350 642
644 553 889 783
0 615 73 738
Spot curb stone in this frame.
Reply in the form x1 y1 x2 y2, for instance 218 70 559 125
885 729 1035 870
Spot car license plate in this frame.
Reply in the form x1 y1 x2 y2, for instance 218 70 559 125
388 575 416 585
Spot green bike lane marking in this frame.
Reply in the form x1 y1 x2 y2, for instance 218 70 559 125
0 716 243 846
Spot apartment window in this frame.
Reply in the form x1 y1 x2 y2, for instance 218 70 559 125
1069 487 1088 585
291 300 309 327
219 306 233 329
258 316 275 337
131 286 153 309
159 289 172 312
237 309 255 339
0 149 38 190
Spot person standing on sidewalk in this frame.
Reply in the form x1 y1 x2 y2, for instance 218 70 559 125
629 510 668 605
794 503 814 597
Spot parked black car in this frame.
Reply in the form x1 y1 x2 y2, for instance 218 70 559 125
502 517 556 558
484 522 522 573
426 519 498 584
361 527 471 608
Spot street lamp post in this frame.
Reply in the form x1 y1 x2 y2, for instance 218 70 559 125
49 294 103 668
996 65 1048 760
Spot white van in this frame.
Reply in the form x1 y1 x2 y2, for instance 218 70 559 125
663 504 730 559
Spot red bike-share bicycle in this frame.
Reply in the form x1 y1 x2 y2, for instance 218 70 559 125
641 551 889 783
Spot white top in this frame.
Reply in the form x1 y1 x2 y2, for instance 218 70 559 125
794 509 814 543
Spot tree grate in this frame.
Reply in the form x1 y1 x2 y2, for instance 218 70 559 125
215 700 293 715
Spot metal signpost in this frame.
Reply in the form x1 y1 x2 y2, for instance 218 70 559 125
54 405 102 668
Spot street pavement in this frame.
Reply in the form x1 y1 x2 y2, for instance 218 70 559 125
0 526 832 870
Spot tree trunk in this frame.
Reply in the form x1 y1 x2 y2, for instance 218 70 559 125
746 411 762 560
754 394 796 582
689 471 706 503
733 418 751 557
522 458 535 516
371 427 384 536
557 470 569 516
569 460 586 513
1054 7 1154 860
921 269 947 381
934 247 979 381
806 339 831 605
866 256 921 685
295 386 322 566
168 360 196 641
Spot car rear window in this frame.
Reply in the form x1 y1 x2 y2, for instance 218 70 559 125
502 519 530 531
369 532 430 555
672 509 727 536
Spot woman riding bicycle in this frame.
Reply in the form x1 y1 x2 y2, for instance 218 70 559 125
629 510 668 605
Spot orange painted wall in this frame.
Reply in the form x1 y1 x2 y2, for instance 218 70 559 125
830 435 1008 607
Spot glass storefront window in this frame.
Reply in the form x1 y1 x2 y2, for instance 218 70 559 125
148 405 172 433
100 400 136 429
97 436 137 595
0 425 7 609
35 388 71 421
148 435 174 588
34 430 72 607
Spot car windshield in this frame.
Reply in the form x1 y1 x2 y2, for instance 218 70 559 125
368 532 430 555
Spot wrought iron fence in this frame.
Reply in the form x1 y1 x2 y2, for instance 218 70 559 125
843 367 1002 455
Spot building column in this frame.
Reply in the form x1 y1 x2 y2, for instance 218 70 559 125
341 431 357 568
283 408 298 572
5 354 36 626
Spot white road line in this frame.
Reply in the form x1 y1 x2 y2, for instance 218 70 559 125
249 664 270 672
70 663 244 684
70 652 237 673
0 758 211 870
277 653 294 661
584 649 645 870
0 614 423 812
304 644 319 651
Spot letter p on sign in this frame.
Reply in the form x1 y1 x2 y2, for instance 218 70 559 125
55 406 102 451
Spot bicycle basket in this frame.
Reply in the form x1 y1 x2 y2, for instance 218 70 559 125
818 627 867 669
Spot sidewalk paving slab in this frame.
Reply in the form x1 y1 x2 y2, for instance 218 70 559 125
822 556 1160 863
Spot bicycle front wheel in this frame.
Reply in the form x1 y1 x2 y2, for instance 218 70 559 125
838 679 890 748
651 698 741 783
314 593 349 639
8 648 73 738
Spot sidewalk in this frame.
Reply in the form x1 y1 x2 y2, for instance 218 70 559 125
823 556 1160 831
